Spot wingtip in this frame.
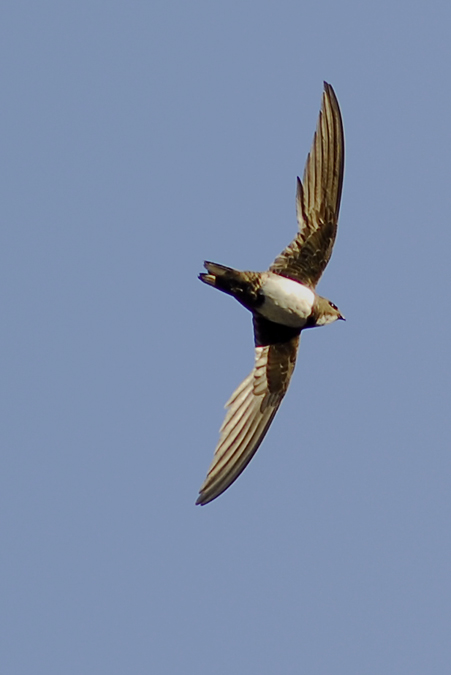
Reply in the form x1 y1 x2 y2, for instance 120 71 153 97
195 489 216 506
323 81 339 102
323 82 340 111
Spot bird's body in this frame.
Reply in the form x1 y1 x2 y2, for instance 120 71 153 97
256 273 316 327
197 82 345 505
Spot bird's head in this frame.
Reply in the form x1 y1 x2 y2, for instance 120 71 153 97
313 296 345 326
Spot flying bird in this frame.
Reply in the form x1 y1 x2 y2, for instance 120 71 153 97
197 82 345 505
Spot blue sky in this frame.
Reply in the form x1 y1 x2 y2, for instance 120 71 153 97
1 1 451 673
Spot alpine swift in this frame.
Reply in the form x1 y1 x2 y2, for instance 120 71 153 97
196 82 345 505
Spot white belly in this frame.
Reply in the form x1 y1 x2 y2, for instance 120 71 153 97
257 273 315 327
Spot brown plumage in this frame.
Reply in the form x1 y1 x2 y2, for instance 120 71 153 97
197 83 345 505
270 82 344 288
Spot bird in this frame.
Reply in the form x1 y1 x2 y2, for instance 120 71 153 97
196 82 345 505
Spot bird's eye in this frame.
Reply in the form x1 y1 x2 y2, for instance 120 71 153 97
330 302 338 311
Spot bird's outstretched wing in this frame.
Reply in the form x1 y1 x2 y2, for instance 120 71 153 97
196 335 300 505
270 82 344 289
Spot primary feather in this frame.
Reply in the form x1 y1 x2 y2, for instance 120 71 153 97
196 339 299 505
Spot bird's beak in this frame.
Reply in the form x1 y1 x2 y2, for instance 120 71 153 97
339 313 346 321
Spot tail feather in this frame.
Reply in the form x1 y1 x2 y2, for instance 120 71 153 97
203 261 235 277
198 261 243 291
198 260 261 309
198 273 216 287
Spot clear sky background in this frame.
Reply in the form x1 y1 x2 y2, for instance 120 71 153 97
1 1 451 673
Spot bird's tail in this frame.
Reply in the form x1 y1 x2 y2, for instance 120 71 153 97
199 261 242 290
199 261 261 309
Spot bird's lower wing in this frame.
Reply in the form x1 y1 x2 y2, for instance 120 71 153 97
196 337 299 505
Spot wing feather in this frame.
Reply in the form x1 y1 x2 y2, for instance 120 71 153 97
270 82 344 288
196 338 299 505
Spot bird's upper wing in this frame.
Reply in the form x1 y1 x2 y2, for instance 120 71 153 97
196 332 300 505
269 82 344 289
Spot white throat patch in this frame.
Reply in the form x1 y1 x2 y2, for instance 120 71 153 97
315 313 336 326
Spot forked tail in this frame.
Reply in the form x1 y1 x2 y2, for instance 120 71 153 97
198 261 261 308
